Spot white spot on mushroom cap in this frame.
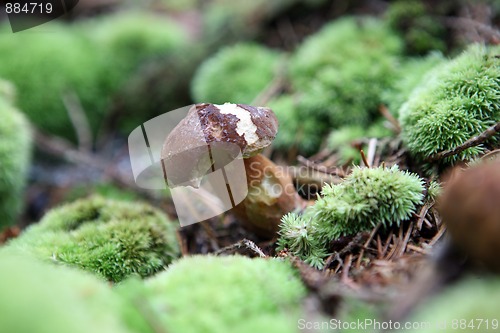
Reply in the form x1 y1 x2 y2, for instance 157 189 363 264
216 103 259 145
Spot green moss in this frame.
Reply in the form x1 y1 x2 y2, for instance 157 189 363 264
83 11 188 98
327 126 365 164
117 255 306 333
384 52 445 116
327 123 393 165
335 297 382 333
314 165 424 238
0 252 131 333
386 0 446 55
409 277 500 333
191 43 282 104
426 181 442 203
0 92 31 230
78 12 189 134
290 17 403 134
202 0 296 41
6 196 179 282
65 183 141 203
267 95 323 154
278 166 424 268
400 45 500 171
0 24 104 141
0 78 16 104
0 14 187 141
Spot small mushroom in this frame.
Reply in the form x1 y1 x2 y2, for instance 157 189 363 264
161 103 303 237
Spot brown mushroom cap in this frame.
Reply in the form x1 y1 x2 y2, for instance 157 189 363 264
161 103 278 186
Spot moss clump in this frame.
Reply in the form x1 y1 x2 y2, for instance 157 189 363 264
77 12 189 134
117 255 306 333
400 45 500 171
278 166 424 268
0 24 103 141
83 12 188 98
0 90 31 231
408 277 500 333
0 252 132 333
191 43 282 104
384 52 444 116
289 17 403 152
0 78 16 104
386 0 446 55
0 14 187 141
267 95 323 153
202 0 298 42
6 196 179 282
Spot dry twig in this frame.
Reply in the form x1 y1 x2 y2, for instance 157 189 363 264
214 239 267 258
426 121 500 162
62 91 93 152
379 105 401 133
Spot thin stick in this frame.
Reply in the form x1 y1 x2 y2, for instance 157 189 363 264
397 222 414 257
356 223 381 268
426 121 500 162
379 105 401 133
62 90 92 152
481 149 500 161
214 239 267 258
381 230 393 257
443 16 500 42
33 128 161 200
341 254 353 282
297 155 347 177
407 244 429 255
288 166 342 187
175 230 188 257
252 61 287 106
428 226 447 246
376 235 383 259
366 138 378 168
200 222 220 251
416 203 433 231
360 149 370 168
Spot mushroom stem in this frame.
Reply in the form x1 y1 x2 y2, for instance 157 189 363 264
231 154 303 238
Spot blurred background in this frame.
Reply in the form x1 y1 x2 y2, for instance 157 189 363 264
0 0 498 242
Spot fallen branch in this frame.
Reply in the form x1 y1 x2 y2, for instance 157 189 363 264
426 121 500 162
32 127 161 200
214 239 267 258
297 155 347 177
379 105 401 133
62 90 92 153
443 16 500 43
252 61 287 106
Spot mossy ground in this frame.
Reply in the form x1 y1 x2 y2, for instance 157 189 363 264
6 196 179 282
0 1 499 333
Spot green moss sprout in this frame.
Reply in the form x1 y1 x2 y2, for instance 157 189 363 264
278 166 424 268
